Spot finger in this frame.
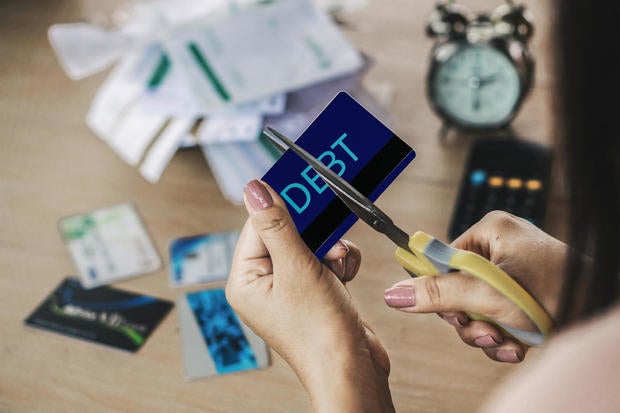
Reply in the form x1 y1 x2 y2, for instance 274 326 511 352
452 320 504 348
322 240 349 280
323 240 350 262
228 220 274 295
446 318 527 362
451 210 528 257
449 211 512 257
341 240 362 282
383 273 497 316
482 339 526 363
323 240 362 282
226 219 276 310
243 179 318 276
438 311 470 328
364 326 390 375
232 218 268 262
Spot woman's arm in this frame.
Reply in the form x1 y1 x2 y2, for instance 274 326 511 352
480 304 620 412
226 180 394 412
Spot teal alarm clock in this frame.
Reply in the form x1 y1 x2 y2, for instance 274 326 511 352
426 1 534 131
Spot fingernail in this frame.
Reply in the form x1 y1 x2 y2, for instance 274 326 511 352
497 349 522 363
244 179 273 210
445 315 468 328
328 257 346 278
384 285 415 308
457 314 469 326
335 240 349 253
474 334 500 347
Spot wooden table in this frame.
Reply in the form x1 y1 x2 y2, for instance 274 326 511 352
0 0 566 411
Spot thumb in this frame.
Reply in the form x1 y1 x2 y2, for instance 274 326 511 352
243 179 317 273
384 273 497 317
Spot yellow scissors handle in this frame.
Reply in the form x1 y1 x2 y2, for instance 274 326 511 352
394 231 553 346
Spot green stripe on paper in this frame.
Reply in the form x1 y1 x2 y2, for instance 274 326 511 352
147 53 171 89
188 42 231 102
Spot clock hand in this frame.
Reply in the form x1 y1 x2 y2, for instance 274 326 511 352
440 76 470 86
478 74 498 87
472 87 481 111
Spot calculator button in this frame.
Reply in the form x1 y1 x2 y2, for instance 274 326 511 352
507 178 523 189
466 185 482 198
470 170 487 186
488 176 504 187
464 202 476 214
485 195 498 208
525 179 542 191
524 196 536 208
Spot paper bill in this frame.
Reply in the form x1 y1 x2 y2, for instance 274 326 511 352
164 0 363 111
139 117 196 182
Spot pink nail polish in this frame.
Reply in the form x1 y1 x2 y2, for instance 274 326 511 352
244 180 273 210
474 335 500 347
497 349 522 363
445 315 468 328
384 285 415 308
457 314 470 326
328 258 346 278
335 240 349 253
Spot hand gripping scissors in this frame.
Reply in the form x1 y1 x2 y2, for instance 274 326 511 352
263 127 553 347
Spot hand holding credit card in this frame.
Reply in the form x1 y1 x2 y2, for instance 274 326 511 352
262 92 553 347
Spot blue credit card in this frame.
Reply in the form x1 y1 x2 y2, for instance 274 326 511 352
185 289 259 375
262 91 416 257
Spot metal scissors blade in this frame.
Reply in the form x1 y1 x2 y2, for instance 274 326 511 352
262 127 412 253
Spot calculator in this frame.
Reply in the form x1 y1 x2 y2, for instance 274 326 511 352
448 137 552 241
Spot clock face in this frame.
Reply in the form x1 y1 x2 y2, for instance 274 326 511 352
431 44 521 128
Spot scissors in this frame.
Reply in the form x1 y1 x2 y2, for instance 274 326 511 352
263 126 553 347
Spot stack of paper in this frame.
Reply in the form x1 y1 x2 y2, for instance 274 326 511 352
48 0 392 204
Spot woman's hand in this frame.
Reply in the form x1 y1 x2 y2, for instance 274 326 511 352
384 211 567 363
226 180 394 412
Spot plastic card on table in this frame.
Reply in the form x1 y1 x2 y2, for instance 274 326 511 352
178 289 270 379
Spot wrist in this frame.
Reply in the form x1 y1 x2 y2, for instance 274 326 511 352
297 339 394 413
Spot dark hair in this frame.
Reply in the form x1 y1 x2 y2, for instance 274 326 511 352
554 2 620 325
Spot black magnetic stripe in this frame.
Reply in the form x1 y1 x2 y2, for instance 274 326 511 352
300 135 411 251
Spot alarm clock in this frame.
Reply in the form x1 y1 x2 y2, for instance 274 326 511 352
426 1 534 132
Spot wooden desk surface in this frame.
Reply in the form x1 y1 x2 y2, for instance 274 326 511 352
0 1 566 411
